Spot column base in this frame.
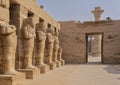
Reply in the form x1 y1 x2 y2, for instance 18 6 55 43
47 62 57 70
37 64 49 74
0 72 25 85
17 68 40 79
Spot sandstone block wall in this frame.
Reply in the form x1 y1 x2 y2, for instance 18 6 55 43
59 20 120 64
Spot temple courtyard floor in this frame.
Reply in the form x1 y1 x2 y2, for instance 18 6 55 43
22 57 120 85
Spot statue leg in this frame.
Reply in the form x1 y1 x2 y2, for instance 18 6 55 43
24 38 35 69
2 35 17 75
47 44 54 63
53 46 59 62
37 41 45 66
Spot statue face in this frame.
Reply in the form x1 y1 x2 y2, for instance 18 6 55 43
24 17 36 28
47 28 54 35
37 22 46 32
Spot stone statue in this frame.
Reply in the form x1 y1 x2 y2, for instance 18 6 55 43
45 28 55 64
58 47 65 65
52 29 60 62
36 22 46 66
0 20 17 75
22 18 36 69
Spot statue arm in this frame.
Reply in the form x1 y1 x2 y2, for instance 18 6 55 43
47 33 54 43
37 31 46 41
23 26 35 39
1 25 16 34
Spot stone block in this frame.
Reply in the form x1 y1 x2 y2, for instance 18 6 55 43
56 61 61 67
0 72 25 85
47 62 57 70
17 68 40 79
37 64 49 74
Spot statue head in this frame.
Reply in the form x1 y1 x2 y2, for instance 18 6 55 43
47 27 54 35
36 22 46 32
23 17 37 28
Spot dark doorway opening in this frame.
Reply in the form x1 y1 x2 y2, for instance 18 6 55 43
86 33 103 63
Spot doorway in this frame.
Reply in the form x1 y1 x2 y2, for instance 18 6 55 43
86 33 103 63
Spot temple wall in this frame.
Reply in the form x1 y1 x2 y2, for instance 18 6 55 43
60 20 120 64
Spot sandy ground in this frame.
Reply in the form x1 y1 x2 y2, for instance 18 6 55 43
22 57 120 85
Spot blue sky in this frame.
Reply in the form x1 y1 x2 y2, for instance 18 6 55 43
36 0 120 22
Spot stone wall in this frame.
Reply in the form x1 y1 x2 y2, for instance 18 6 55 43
59 20 120 64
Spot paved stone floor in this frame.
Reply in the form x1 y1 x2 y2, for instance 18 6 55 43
22 57 120 85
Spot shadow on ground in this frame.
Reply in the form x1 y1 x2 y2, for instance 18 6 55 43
104 65 120 74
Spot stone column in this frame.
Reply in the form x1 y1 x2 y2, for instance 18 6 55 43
91 7 104 21
0 21 17 75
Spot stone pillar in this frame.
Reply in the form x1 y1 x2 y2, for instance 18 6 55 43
91 7 104 21
45 27 56 70
0 21 17 75
35 22 49 73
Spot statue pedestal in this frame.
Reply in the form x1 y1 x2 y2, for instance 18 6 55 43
47 62 56 70
56 61 62 67
37 64 49 74
0 72 25 85
60 60 65 66
17 68 40 79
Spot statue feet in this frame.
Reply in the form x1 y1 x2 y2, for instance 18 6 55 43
37 63 46 67
25 65 36 69
4 70 19 75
